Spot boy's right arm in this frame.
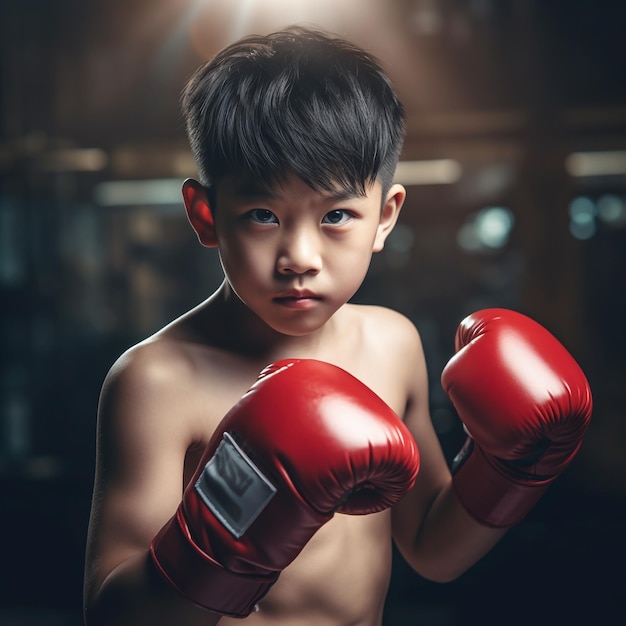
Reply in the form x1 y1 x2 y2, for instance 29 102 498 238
83 346 222 626
84 353 419 624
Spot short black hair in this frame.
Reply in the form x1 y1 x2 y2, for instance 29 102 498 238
182 26 406 198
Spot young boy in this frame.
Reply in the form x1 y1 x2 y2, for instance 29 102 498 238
83 27 592 626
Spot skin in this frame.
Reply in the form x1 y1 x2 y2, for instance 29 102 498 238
83 174 506 626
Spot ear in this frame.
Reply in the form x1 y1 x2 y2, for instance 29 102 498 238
182 178 218 248
373 183 406 252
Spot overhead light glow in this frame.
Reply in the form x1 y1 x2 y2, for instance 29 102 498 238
188 0 366 46
39 148 108 172
565 150 626 177
94 178 182 208
394 159 462 186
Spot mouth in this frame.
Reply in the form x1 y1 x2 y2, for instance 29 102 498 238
273 290 321 309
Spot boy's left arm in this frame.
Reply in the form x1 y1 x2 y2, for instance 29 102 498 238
391 331 507 583
392 308 592 582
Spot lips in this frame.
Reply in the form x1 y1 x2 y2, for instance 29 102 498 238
275 289 318 299
273 289 321 309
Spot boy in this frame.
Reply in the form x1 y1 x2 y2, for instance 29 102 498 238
83 27 591 626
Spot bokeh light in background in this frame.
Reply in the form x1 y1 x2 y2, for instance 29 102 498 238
1 0 626 624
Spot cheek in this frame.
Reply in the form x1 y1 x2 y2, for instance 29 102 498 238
219 239 271 281
329 248 373 290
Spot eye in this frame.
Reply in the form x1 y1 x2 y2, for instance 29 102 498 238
248 209 278 224
322 210 351 225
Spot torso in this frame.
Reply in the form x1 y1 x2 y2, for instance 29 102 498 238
225 515 393 626
147 299 419 625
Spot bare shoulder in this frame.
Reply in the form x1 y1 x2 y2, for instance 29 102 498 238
99 336 206 446
104 338 190 398
103 334 206 399
346 304 425 369
355 304 421 343
335 304 427 415
97 324 264 474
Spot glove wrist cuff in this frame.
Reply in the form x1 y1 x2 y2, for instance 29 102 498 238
452 438 553 528
150 508 278 618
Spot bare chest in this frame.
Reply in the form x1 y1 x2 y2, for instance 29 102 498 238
221 512 394 626
182 362 409 499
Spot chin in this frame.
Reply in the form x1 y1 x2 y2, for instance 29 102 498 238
272 324 324 338
265 317 330 338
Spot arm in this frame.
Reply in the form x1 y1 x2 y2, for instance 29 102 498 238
83 346 220 626
393 309 592 582
85 354 419 623
391 325 506 583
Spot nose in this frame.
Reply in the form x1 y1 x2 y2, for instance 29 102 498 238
276 227 322 275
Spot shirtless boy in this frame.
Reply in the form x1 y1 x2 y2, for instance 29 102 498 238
83 27 592 626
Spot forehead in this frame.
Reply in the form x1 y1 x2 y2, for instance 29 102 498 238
217 173 382 204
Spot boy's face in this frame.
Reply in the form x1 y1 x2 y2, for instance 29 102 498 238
187 174 404 337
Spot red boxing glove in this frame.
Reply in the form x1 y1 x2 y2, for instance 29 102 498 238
151 359 420 617
441 309 592 528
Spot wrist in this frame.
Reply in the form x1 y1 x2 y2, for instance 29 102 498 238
150 508 278 618
452 438 554 528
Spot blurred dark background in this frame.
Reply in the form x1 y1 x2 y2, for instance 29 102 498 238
1 1 625 624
